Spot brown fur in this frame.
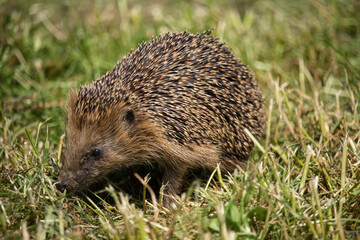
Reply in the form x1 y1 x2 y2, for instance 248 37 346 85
56 31 266 207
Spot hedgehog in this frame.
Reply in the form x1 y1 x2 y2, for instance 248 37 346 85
56 31 266 207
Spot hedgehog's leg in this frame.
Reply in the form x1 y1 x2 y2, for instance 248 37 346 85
162 165 185 208
158 141 219 207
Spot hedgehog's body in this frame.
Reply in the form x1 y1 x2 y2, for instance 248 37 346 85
56 32 266 207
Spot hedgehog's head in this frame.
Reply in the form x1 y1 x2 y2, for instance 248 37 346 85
56 88 158 193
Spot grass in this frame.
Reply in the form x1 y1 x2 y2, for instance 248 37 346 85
1 0 360 239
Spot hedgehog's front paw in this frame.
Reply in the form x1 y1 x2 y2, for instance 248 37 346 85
161 167 183 209
162 193 178 209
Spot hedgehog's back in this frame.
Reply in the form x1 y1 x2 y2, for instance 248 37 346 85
103 32 265 161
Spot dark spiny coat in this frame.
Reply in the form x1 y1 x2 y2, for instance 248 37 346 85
56 31 266 207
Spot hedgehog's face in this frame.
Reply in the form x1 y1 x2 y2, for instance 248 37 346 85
56 98 143 193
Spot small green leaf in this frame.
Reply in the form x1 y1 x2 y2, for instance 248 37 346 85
208 218 220 232
247 207 268 222
228 204 241 224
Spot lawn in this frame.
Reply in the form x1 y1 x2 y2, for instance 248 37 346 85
1 0 360 239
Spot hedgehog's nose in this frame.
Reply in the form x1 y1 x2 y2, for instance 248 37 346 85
55 182 68 192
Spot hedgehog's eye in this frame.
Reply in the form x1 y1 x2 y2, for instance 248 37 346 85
91 149 101 157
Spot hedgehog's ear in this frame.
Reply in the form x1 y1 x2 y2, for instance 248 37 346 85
66 90 79 126
123 108 135 127
67 90 78 113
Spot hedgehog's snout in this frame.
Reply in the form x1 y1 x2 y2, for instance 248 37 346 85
55 182 68 192
55 170 80 193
